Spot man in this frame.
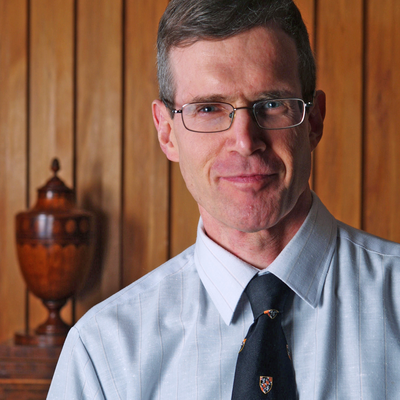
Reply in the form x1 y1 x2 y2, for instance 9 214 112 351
48 0 400 399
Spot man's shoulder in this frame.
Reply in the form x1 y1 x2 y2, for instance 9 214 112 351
74 244 197 332
336 220 400 258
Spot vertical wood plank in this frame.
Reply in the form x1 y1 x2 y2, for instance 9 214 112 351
28 0 75 329
313 0 363 228
364 0 400 242
123 0 170 285
0 0 27 342
75 0 122 317
29 0 74 196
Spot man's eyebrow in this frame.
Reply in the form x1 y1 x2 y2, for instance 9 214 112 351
257 90 296 99
185 90 298 105
188 94 228 103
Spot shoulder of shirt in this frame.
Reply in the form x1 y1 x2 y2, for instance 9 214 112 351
73 244 196 331
336 220 400 258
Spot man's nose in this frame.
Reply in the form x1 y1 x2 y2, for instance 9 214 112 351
227 108 268 156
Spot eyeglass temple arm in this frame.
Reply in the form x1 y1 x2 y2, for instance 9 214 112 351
305 91 316 110
161 99 181 118
305 102 313 110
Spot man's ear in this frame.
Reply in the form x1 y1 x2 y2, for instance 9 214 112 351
308 90 326 151
152 99 179 162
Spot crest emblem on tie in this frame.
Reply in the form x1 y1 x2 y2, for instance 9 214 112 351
259 376 273 394
264 309 279 319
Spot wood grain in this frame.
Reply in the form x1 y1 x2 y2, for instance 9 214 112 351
313 0 363 228
29 0 74 195
0 383 50 400
123 0 169 285
75 0 123 318
363 0 400 242
0 0 27 342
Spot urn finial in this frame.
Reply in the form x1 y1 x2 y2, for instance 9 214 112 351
51 158 60 175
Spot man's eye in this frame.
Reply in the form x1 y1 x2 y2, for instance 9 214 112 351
198 105 219 113
264 100 283 109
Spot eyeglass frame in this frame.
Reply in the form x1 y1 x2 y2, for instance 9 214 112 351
164 97 314 133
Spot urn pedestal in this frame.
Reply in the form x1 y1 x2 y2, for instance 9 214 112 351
15 159 95 347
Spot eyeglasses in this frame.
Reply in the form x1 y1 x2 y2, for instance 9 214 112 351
168 98 313 133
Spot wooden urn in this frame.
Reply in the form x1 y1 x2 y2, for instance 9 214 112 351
15 159 95 346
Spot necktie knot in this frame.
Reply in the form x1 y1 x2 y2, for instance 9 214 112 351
245 273 290 321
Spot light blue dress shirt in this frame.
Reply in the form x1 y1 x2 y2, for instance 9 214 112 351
47 193 400 399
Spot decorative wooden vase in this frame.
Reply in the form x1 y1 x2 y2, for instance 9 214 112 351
15 159 95 347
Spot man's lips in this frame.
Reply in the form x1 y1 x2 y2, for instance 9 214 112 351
220 173 277 184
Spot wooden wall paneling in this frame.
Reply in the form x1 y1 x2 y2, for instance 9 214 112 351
123 0 170 285
363 0 400 242
313 0 363 228
75 0 123 317
0 0 27 342
28 0 75 330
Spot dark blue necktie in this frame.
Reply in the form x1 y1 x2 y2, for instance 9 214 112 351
231 273 297 399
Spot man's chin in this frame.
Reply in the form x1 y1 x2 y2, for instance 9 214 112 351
218 208 283 234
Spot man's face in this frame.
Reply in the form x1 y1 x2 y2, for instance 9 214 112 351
154 26 324 235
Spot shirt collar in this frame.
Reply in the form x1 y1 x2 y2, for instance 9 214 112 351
194 192 337 325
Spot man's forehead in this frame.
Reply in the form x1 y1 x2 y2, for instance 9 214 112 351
168 26 301 103
171 25 295 58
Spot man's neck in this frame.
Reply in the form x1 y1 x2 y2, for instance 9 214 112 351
200 189 313 269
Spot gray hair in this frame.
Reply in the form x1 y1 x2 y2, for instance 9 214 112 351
157 0 316 107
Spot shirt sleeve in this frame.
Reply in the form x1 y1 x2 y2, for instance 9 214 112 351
47 327 106 400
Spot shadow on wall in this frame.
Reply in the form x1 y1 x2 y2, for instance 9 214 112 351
76 188 108 303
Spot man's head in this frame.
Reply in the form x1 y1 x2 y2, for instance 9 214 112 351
157 0 316 108
152 0 325 244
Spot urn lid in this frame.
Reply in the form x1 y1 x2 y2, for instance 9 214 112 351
34 158 75 209
16 158 94 244
38 158 74 195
